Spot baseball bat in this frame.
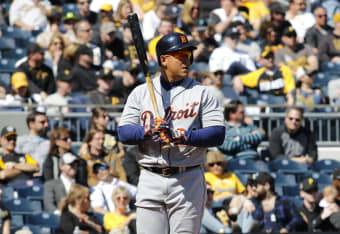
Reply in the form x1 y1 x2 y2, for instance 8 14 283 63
128 13 170 148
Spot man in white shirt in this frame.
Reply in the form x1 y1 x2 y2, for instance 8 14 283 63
90 161 137 214
209 27 256 76
43 153 78 214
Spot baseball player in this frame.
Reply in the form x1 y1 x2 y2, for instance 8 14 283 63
118 32 225 234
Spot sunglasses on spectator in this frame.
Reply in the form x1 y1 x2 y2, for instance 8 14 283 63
6 136 17 141
207 189 214 195
60 136 71 141
81 28 92 33
288 117 301 122
316 14 327 18
115 196 129 201
167 51 192 61
214 71 224 76
78 0 90 5
208 162 223 167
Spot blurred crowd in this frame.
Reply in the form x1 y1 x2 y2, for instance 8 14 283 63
0 0 340 233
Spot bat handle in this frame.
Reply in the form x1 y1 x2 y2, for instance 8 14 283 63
162 144 171 149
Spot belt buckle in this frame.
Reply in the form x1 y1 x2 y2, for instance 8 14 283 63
162 167 172 177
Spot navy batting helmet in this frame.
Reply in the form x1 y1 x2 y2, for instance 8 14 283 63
156 33 197 65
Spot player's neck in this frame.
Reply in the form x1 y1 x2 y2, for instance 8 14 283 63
161 70 185 83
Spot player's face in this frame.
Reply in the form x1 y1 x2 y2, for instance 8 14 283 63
162 50 192 81
207 161 225 176
285 109 302 133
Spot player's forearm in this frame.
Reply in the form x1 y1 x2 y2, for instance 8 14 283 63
118 125 146 144
186 126 225 147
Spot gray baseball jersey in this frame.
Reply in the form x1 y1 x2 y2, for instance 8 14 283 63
119 75 225 167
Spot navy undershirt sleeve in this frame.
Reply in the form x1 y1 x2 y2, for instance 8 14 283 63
185 126 225 147
118 125 145 145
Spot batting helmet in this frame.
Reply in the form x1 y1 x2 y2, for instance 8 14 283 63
156 32 197 65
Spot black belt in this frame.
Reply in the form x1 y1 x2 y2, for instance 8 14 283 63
142 165 200 177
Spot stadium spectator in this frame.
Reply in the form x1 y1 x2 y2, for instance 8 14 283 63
90 0 121 13
332 167 340 203
97 21 125 62
80 129 127 186
209 27 256 77
275 27 318 76
74 19 101 66
122 23 139 64
109 63 142 103
103 186 137 234
75 0 98 25
59 184 104 234
197 71 225 106
200 183 230 234
233 48 295 105
0 185 11 234
15 43 56 99
0 72 42 109
305 6 332 54
240 0 270 31
44 34 67 77
43 152 79 214
62 12 78 44
36 6 63 49
115 0 133 27
299 178 322 232
15 111 50 174
268 3 291 45
204 151 245 203
218 100 264 160
44 68 72 115
318 13 340 73
293 67 324 112
91 3 115 43
142 0 173 41
269 106 318 164
252 172 304 232
90 161 137 214
258 20 283 53
9 0 52 31
179 0 201 35
130 0 156 19
88 68 123 107
285 0 315 43
321 0 340 28
70 45 97 93
148 18 176 61
0 126 40 188
42 127 87 185
208 0 246 40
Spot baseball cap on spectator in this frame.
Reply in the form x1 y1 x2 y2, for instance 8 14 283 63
254 172 275 187
270 3 286 15
75 44 93 58
63 12 78 23
301 178 318 193
46 6 63 22
56 69 73 82
195 18 208 32
334 13 340 24
100 3 113 11
282 26 297 37
60 152 78 165
238 6 249 20
223 27 240 40
97 68 114 80
100 22 116 34
26 43 44 56
126 63 140 76
333 167 340 180
165 5 181 19
11 72 28 89
1 126 17 138
261 48 274 59
93 160 110 174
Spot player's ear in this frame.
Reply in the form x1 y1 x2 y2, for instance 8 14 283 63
160 55 168 67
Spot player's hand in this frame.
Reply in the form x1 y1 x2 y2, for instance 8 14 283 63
144 118 169 136
170 128 187 145
152 128 171 145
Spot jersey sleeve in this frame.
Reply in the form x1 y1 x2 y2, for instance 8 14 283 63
280 66 296 94
200 87 225 128
239 68 263 88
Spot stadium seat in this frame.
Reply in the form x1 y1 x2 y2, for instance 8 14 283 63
11 214 24 227
271 172 297 186
1 26 31 39
1 48 26 60
0 38 15 50
17 184 44 201
4 198 42 215
268 158 308 174
254 160 270 172
286 196 303 208
275 186 283 196
15 37 36 48
26 212 60 229
311 159 340 174
233 171 248 185
302 171 332 185
0 59 16 73
2 186 15 201
282 185 300 197
226 159 258 174
12 225 51 234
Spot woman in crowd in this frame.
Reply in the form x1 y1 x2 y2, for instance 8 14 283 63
43 126 87 185
180 0 201 35
45 34 66 77
80 129 127 186
103 186 136 234
204 151 245 204
115 0 133 29
59 184 104 234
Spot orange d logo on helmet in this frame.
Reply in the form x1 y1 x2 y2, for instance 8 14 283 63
180 36 187 44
